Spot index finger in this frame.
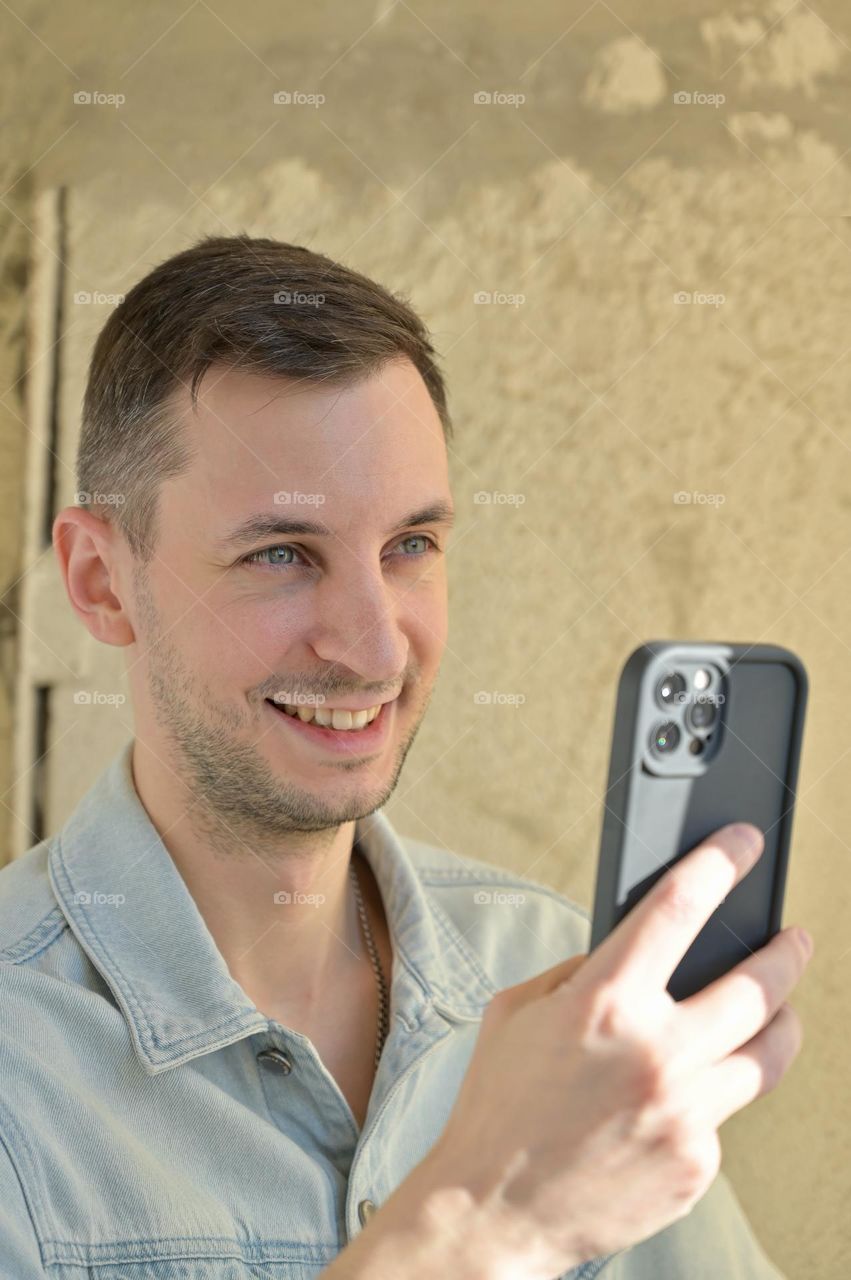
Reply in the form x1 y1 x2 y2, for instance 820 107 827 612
589 822 764 992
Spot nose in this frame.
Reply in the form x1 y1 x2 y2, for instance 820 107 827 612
308 561 409 685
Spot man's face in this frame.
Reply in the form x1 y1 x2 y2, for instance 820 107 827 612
125 355 453 840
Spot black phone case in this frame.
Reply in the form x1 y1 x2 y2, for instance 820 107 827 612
589 641 808 1000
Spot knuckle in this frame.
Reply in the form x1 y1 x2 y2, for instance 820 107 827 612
577 989 676 1103
656 874 702 924
671 1133 721 1206
574 978 623 1036
631 1040 675 1105
655 1108 694 1159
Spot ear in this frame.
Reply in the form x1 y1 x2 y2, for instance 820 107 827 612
52 507 136 647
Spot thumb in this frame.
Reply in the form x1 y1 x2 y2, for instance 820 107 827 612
491 952 589 1014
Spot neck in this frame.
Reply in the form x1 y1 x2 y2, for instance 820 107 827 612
130 736 385 1019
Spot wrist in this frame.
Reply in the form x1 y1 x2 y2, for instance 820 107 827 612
339 1141 577 1280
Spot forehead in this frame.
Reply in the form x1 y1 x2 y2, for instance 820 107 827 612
161 358 450 538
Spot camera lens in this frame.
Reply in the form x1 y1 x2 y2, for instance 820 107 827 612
655 672 686 707
650 721 680 754
688 697 718 732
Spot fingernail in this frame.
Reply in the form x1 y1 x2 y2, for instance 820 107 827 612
798 929 814 958
727 823 763 861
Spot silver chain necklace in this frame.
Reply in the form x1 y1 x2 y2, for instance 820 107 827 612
349 850 390 1069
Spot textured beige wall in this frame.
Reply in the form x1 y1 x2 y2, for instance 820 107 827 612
2 2 849 1276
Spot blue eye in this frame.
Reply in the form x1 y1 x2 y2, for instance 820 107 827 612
397 535 438 556
242 545 302 568
241 535 439 568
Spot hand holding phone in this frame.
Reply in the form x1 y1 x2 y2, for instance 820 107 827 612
388 824 812 1280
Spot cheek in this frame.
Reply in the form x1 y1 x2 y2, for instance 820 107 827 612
405 591 448 662
194 598 304 684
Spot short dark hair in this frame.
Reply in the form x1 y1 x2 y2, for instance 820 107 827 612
76 233 453 564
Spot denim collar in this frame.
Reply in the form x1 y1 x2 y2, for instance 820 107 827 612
48 738 494 1075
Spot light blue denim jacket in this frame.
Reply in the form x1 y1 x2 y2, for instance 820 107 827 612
0 739 785 1279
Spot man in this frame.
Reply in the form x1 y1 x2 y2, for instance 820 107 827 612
0 234 809 1278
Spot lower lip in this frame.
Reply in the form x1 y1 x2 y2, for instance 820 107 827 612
264 698 394 755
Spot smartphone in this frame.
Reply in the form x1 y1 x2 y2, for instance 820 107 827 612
589 641 808 1001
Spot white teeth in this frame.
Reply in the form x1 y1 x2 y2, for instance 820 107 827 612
271 699 383 730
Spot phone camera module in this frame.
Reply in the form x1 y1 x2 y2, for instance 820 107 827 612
650 721 680 754
655 672 686 708
687 696 718 733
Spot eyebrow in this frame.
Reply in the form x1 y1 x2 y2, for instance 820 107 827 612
214 500 456 551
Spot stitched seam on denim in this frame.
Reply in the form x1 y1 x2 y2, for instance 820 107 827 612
427 896 499 1003
52 836 257 1057
419 868 592 922
0 1097 52 1262
0 903 69 964
43 1237 338 1264
349 1020 455 1181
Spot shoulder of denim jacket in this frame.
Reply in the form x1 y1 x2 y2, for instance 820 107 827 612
402 835 591 993
0 836 69 963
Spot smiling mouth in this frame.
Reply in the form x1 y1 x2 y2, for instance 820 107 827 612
265 699 384 732
263 695 397 747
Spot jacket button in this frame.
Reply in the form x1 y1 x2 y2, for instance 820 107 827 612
256 1048 293 1074
358 1199 376 1227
